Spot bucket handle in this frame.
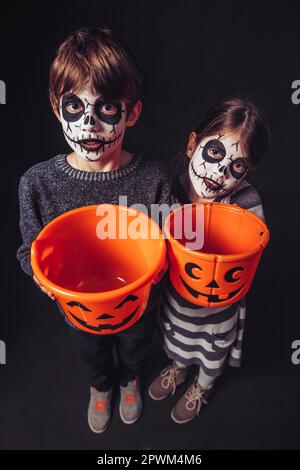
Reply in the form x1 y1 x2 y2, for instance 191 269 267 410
259 228 270 249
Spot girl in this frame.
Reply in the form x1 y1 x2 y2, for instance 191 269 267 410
148 98 270 424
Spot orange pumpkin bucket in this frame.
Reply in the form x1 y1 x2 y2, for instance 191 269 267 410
31 204 166 334
164 202 270 308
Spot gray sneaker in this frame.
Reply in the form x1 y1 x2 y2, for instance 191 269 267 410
88 386 113 433
119 378 142 424
148 362 188 401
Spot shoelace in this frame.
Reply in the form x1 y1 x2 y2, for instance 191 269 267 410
95 399 108 412
185 383 207 415
123 379 138 405
160 364 183 396
124 391 136 404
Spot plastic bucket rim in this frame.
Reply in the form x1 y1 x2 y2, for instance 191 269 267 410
31 204 166 301
163 202 270 262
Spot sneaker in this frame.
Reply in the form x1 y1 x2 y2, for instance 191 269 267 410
119 378 142 424
88 386 113 433
148 362 188 401
171 382 210 424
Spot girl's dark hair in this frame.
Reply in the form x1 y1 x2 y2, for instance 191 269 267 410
171 97 270 181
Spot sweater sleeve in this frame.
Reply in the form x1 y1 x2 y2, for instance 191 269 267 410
155 163 172 206
16 175 43 277
230 183 266 222
150 161 172 232
228 184 265 367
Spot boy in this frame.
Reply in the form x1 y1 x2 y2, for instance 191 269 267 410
16 26 171 433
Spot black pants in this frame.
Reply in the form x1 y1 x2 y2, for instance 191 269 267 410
68 285 160 391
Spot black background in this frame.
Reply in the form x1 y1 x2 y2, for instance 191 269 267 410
0 0 300 450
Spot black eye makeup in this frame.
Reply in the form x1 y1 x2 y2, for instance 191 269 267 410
94 99 124 125
230 157 250 179
202 139 226 163
61 94 125 125
61 94 85 122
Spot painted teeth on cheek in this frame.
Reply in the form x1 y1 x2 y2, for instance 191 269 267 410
191 161 227 195
110 124 117 135
61 106 126 159
79 132 123 156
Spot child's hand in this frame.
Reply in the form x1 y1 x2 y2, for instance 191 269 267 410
33 275 56 300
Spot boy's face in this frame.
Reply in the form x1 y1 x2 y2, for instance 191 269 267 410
59 88 128 161
188 132 251 199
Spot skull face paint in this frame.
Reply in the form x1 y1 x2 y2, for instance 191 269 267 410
188 134 251 199
59 89 128 161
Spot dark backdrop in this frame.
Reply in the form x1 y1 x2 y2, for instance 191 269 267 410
0 0 299 450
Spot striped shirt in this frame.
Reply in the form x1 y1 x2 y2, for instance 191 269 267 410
160 177 265 378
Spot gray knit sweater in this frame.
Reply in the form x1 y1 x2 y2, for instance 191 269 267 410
16 153 171 279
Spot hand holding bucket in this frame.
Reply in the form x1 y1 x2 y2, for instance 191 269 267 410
163 202 270 308
31 204 166 334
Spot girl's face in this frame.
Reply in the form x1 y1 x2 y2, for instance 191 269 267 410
59 87 128 161
188 132 251 199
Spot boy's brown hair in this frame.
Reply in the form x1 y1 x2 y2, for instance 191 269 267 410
49 26 142 114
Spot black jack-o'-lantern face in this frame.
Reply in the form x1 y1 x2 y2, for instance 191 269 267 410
65 294 140 333
178 261 250 306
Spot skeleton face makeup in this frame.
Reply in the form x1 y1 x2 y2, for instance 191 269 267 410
188 133 251 199
59 88 128 161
